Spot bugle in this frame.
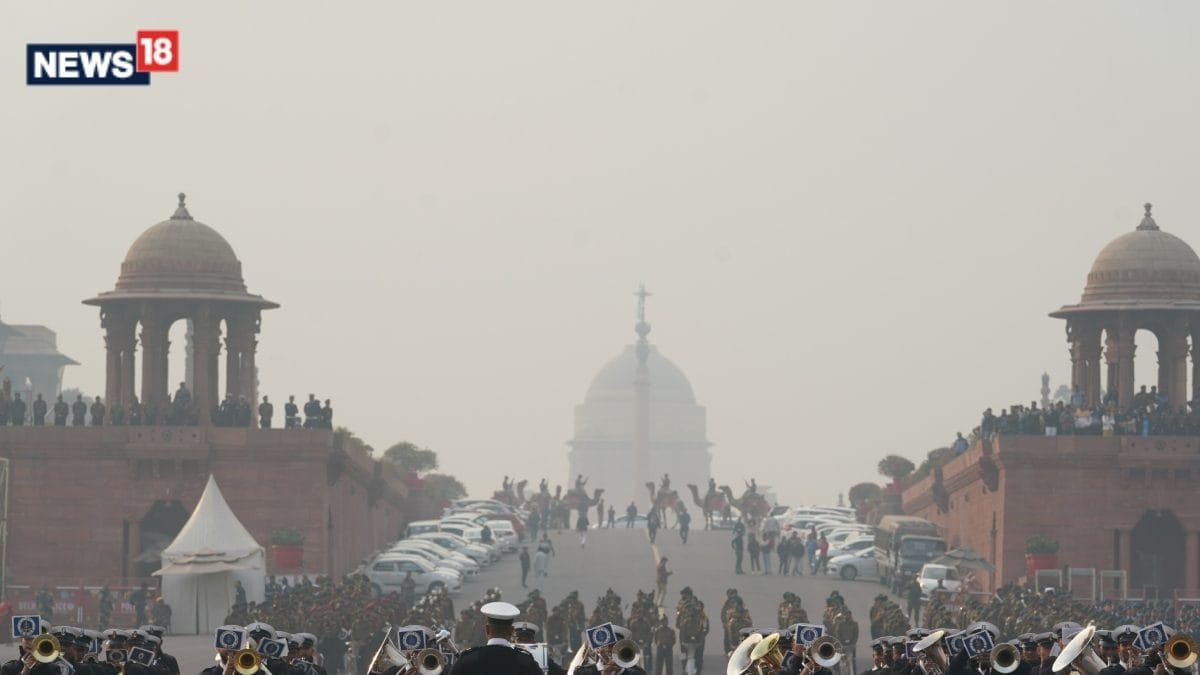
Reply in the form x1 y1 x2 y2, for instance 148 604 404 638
991 643 1020 674
1165 634 1198 669
810 635 843 668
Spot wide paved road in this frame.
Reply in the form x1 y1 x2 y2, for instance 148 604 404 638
155 526 899 675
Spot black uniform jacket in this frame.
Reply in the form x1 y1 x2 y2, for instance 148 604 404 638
448 644 542 675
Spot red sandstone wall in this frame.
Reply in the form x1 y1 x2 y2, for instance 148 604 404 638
903 435 1200 594
0 427 408 588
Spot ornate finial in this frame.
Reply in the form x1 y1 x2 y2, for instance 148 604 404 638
173 192 193 220
634 284 652 341
1137 201 1158 231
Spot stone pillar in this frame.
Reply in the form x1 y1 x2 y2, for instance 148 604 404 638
139 311 162 407
120 336 136 409
241 315 259 425
102 311 122 412
193 304 213 426
225 314 242 400
1187 531 1200 593
1116 319 1137 409
1165 318 1189 411
1105 328 1120 401
1192 332 1200 404
1082 328 1103 407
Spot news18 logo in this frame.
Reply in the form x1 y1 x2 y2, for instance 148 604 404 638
26 30 178 85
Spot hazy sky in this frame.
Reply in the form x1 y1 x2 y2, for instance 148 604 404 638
3 2 1199 506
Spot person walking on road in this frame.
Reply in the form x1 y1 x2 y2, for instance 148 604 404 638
652 615 675 675
760 534 774 575
532 547 548 590
731 530 745 575
656 557 672 607
905 575 923 626
747 533 761 574
519 546 531 588
607 505 616 529
626 502 638 528
648 509 660 544
678 510 691 544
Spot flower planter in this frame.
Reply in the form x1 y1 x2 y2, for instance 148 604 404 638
1025 553 1058 578
271 544 304 570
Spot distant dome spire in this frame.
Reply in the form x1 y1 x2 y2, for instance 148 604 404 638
173 192 193 220
634 284 652 365
1137 202 1158 231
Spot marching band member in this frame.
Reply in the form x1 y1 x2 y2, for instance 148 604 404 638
449 602 540 675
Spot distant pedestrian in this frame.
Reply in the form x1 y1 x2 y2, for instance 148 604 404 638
761 535 774 575
905 575 923 626
648 510 660 544
656 558 672 607
626 502 637 528
533 549 548 590
731 530 744 575
817 534 830 573
519 546 531 588
747 534 760 573
607 506 616 529
678 510 691 544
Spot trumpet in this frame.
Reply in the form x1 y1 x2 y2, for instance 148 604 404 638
32 634 61 664
415 649 444 675
990 643 1020 674
233 648 262 675
1165 634 1197 669
810 635 843 669
612 639 641 669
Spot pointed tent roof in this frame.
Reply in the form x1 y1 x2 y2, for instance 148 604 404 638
162 475 262 560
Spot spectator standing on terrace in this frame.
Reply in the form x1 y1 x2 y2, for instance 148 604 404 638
951 432 969 454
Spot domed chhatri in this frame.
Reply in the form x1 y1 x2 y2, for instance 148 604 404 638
585 345 697 405
87 193 276 306
83 194 277 426
1052 202 1200 412
1055 204 1200 313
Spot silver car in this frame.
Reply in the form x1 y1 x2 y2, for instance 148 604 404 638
826 548 879 581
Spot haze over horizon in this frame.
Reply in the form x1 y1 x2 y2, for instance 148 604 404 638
4 1 1200 506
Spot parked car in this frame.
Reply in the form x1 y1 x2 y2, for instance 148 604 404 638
404 519 443 537
918 563 962 597
826 537 875 559
388 541 480 576
410 532 493 565
364 554 462 595
485 520 519 551
826 548 879 581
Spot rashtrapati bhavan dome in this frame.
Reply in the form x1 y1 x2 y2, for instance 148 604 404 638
568 288 712 513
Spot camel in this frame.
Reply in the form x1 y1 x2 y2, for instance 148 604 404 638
646 482 684 526
565 487 605 512
719 484 770 521
686 483 727 530
491 478 529 506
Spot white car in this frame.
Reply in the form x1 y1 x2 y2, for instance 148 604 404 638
485 520 519 551
438 523 501 561
404 520 443 537
365 554 462 595
388 541 480 576
410 532 493 565
826 538 875 559
826 549 879 581
918 563 962 596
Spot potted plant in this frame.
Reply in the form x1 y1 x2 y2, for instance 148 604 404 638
1025 535 1060 577
270 528 305 570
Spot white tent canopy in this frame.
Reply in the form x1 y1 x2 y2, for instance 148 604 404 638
156 475 265 634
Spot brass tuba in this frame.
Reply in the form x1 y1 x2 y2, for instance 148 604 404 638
366 631 408 675
727 634 763 675
750 633 786 675
1052 626 1106 675
32 635 61 664
811 635 843 668
1165 634 1198 669
914 630 950 675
